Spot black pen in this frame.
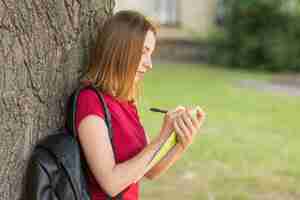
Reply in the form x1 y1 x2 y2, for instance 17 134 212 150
149 107 168 114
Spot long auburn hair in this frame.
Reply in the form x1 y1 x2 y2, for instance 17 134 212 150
82 10 157 102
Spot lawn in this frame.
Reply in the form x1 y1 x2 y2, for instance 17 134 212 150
138 63 300 200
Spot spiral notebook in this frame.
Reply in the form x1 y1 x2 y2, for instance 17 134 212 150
147 132 177 170
146 107 200 170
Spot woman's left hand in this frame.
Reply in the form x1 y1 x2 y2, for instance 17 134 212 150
173 107 206 151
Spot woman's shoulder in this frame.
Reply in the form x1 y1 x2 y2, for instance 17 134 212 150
77 88 137 113
78 88 99 98
77 88 122 111
77 88 108 112
75 88 106 129
78 88 110 104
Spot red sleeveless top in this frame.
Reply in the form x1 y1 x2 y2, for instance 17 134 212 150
75 89 147 200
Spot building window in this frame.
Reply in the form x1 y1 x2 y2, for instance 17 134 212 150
155 0 179 26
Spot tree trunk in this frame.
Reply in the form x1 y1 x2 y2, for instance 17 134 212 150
0 0 113 199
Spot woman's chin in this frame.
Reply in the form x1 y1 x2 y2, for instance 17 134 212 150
135 74 144 83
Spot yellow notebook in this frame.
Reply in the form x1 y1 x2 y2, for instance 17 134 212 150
147 107 199 170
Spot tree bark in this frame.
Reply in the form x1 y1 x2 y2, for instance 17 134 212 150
0 0 112 199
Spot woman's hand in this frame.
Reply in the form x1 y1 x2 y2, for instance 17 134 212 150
159 106 186 141
173 107 206 151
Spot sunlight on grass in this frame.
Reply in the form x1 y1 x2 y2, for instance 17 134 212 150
139 63 300 200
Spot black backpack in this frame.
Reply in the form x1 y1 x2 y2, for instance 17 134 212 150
25 85 122 200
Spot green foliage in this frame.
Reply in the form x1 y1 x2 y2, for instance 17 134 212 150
210 0 300 72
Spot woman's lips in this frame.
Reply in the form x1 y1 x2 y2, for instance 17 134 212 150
137 71 145 76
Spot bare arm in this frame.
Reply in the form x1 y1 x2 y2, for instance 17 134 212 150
78 115 169 197
78 107 205 196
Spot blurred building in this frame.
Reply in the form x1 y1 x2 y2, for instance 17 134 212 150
115 0 218 37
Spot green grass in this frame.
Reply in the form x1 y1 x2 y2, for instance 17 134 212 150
138 63 300 200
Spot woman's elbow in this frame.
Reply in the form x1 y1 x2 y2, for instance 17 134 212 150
93 176 115 197
106 189 121 198
101 182 121 197
98 176 125 197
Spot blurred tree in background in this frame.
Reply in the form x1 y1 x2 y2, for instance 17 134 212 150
0 0 110 199
210 0 300 72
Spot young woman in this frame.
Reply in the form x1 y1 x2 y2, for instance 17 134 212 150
76 10 206 200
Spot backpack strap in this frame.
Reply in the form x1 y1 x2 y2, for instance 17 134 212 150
66 84 123 200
